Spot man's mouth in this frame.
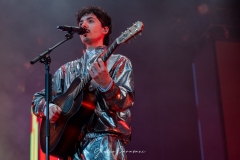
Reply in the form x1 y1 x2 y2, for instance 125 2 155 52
84 29 90 33
83 29 90 36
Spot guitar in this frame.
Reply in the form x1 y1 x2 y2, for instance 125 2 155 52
40 21 144 158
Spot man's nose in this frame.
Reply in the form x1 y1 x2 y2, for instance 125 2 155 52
81 21 88 28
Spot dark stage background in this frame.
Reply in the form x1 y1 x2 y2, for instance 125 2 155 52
0 0 239 159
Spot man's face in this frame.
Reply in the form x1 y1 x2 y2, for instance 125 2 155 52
79 13 108 46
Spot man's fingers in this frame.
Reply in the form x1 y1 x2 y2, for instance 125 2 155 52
49 105 62 123
52 105 62 114
52 114 60 119
56 106 62 112
88 69 94 77
50 113 60 123
93 61 101 71
98 58 105 69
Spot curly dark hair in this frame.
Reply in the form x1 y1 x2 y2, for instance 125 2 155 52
76 6 112 46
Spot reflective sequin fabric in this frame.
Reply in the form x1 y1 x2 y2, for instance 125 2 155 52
31 46 134 159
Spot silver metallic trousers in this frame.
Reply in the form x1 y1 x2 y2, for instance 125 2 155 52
61 133 127 160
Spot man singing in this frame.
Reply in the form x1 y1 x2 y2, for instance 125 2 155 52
32 6 134 160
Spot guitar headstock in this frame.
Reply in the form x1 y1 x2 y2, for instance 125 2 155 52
116 21 144 44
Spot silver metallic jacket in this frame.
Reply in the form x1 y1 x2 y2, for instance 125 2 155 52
32 46 134 150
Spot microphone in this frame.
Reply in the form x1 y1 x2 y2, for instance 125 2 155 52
57 25 88 35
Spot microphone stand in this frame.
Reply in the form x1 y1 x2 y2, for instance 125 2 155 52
30 32 74 160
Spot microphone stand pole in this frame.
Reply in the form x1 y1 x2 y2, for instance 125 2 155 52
30 32 74 160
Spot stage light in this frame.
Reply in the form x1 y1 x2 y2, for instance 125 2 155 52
198 3 209 15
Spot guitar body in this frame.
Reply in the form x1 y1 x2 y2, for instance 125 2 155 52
40 77 96 158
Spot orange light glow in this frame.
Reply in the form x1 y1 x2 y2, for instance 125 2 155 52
81 101 95 110
30 111 59 160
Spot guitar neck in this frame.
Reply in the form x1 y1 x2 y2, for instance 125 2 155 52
102 40 119 62
72 40 119 99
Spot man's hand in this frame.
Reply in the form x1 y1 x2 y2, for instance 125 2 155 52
89 58 111 89
49 105 62 123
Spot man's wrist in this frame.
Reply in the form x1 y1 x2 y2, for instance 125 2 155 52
99 81 121 100
98 79 113 92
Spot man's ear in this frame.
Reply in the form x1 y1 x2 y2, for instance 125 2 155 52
102 26 109 34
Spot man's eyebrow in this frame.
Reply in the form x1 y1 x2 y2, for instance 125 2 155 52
79 17 96 22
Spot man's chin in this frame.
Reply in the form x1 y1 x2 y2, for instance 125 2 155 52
81 37 91 45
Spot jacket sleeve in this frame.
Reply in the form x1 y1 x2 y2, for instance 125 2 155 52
99 56 134 112
31 66 64 118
